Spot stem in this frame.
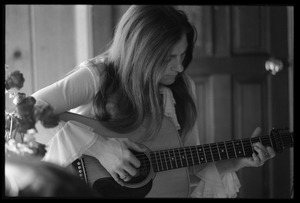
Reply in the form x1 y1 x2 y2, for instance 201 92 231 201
9 116 13 139
20 133 24 143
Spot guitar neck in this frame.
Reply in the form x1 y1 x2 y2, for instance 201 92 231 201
150 129 294 173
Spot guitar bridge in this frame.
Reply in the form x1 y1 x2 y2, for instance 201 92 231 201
72 155 88 183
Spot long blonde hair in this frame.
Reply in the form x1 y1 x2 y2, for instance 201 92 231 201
92 5 197 140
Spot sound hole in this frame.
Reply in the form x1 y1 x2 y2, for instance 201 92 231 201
127 150 151 184
92 151 153 198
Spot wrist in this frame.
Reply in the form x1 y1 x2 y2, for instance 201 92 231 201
232 158 247 172
216 158 245 176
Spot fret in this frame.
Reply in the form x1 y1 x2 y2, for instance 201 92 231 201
250 136 260 155
283 133 294 148
179 148 188 167
147 131 293 173
249 137 261 156
217 142 229 160
249 138 254 152
195 146 202 163
234 140 245 157
242 138 253 157
197 145 206 163
232 140 238 158
155 151 163 171
233 140 244 157
162 150 168 170
158 151 164 171
240 139 246 156
260 135 271 147
267 135 274 148
191 146 200 165
167 150 174 169
279 134 284 149
203 144 213 162
174 148 183 168
251 137 260 143
170 149 178 169
225 141 236 159
188 146 195 165
209 145 214 161
210 143 221 161
259 136 273 148
162 150 169 170
258 136 262 144
223 142 230 159
183 148 188 165
164 150 172 169
150 152 158 172
266 135 272 147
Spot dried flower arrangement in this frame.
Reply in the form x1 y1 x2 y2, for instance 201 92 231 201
5 64 59 158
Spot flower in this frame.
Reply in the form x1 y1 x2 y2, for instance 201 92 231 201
34 104 59 128
5 64 59 158
5 70 25 90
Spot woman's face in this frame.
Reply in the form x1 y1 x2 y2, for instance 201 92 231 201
160 33 188 86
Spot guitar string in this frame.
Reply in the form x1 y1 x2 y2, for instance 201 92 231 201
82 134 293 174
82 145 253 173
82 137 292 168
84 134 293 163
80 133 294 180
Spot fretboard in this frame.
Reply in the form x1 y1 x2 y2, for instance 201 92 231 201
149 131 294 173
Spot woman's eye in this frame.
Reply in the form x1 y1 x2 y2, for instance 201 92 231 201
165 57 172 63
181 53 186 59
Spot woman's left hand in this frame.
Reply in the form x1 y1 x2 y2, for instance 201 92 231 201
234 127 276 170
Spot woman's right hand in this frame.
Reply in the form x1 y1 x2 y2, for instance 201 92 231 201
88 136 146 186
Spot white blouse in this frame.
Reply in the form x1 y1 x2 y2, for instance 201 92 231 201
32 59 241 198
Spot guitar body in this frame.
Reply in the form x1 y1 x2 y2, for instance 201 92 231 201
61 112 190 198
61 112 294 198
142 118 190 197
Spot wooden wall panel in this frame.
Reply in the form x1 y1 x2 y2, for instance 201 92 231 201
234 82 263 139
231 6 268 55
74 5 93 64
92 5 113 56
6 5 81 108
31 5 77 91
193 75 232 144
177 6 213 57
112 5 130 26
5 5 33 111
233 79 264 198
193 77 209 145
287 6 294 198
213 6 231 57
269 69 291 198
92 5 130 56
208 75 232 143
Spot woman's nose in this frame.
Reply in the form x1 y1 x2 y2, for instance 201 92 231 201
174 60 184 73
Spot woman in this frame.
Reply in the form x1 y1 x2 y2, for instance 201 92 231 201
32 5 275 198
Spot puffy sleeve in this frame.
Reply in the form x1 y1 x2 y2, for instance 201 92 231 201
31 61 102 166
183 74 241 198
31 61 99 115
40 120 99 167
189 163 241 198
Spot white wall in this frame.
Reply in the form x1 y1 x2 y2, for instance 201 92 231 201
5 5 93 97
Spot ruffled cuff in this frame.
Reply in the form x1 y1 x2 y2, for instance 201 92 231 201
190 163 241 198
42 120 98 167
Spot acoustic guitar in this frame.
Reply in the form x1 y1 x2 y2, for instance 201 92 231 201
59 112 294 198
